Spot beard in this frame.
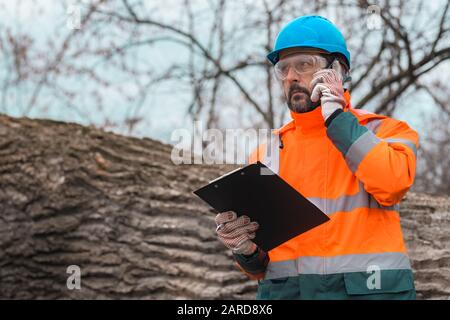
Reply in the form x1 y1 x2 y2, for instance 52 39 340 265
287 83 320 113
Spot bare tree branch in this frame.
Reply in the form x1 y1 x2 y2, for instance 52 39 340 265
112 0 273 125
23 0 107 115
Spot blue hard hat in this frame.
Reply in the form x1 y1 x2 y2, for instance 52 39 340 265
267 15 351 68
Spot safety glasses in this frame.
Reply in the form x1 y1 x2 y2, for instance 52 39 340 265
274 54 332 80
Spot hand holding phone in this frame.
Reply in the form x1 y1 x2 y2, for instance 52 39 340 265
310 62 346 122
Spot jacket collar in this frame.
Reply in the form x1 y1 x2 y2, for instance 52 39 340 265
274 90 351 135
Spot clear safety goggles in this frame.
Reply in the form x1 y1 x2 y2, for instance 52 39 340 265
274 54 330 80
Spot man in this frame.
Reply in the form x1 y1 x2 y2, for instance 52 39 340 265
215 15 418 300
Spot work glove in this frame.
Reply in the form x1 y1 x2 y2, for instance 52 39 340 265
215 211 259 255
310 67 346 122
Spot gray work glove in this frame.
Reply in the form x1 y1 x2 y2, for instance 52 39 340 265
215 211 259 255
310 66 346 121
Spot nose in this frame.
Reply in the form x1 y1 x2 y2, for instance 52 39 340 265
285 66 300 82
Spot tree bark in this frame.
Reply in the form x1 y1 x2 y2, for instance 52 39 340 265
0 115 448 299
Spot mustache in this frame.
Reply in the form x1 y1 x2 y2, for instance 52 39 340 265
288 84 310 99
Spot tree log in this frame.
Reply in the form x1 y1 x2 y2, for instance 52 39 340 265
0 115 448 299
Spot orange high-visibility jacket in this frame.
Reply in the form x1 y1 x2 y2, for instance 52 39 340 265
236 91 418 295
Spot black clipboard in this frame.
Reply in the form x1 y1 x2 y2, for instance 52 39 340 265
193 161 330 252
